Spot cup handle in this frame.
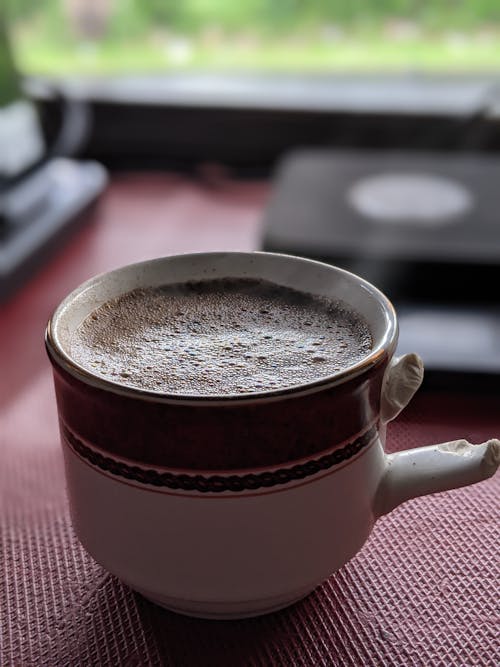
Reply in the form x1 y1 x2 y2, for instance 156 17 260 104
380 353 424 424
375 439 500 517
375 352 500 517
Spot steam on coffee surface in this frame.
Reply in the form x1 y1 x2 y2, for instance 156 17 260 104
70 278 372 395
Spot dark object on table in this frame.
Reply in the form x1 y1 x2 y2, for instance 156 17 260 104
0 16 107 303
0 159 107 303
262 149 500 378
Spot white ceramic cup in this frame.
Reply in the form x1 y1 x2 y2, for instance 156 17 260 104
46 252 500 619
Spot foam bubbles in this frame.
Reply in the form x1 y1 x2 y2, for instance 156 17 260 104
70 278 372 395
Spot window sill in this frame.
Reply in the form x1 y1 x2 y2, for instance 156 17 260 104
31 71 500 117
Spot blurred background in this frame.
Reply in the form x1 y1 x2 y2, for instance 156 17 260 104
1 0 500 384
6 0 500 168
10 0 500 75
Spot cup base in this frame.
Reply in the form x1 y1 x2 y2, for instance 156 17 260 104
134 585 317 620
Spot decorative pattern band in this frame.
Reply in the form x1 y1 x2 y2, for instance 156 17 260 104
62 424 378 493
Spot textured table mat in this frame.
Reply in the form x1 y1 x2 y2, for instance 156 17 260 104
2 388 499 667
1 176 499 666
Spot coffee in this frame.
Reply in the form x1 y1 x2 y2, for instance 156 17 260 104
70 278 372 395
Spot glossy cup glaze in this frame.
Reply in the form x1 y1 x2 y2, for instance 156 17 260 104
46 252 499 619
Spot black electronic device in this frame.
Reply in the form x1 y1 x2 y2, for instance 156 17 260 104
262 149 500 378
0 17 107 302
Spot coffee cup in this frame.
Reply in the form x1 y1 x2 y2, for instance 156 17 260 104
46 252 499 619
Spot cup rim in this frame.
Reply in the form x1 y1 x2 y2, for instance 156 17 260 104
45 251 398 405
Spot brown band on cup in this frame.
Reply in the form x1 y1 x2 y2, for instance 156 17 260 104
61 420 379 492
52 358 387 471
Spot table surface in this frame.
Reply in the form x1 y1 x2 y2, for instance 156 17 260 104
1 174 499 667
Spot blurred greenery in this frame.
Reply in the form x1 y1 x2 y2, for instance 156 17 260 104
5 0 500 73
8 0 500 31
0 18 21 104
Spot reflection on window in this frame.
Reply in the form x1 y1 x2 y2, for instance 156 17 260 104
7 1 500 75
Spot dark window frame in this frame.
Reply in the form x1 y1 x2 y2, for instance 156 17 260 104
31 72 500 174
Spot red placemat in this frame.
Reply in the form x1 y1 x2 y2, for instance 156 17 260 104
1 175 498 666
1 390 499 667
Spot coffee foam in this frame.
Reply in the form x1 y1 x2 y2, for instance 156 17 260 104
70 278 373 395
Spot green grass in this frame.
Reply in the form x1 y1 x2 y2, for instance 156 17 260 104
14 27 500 75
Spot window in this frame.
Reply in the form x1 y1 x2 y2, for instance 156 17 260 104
8 1 500 76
